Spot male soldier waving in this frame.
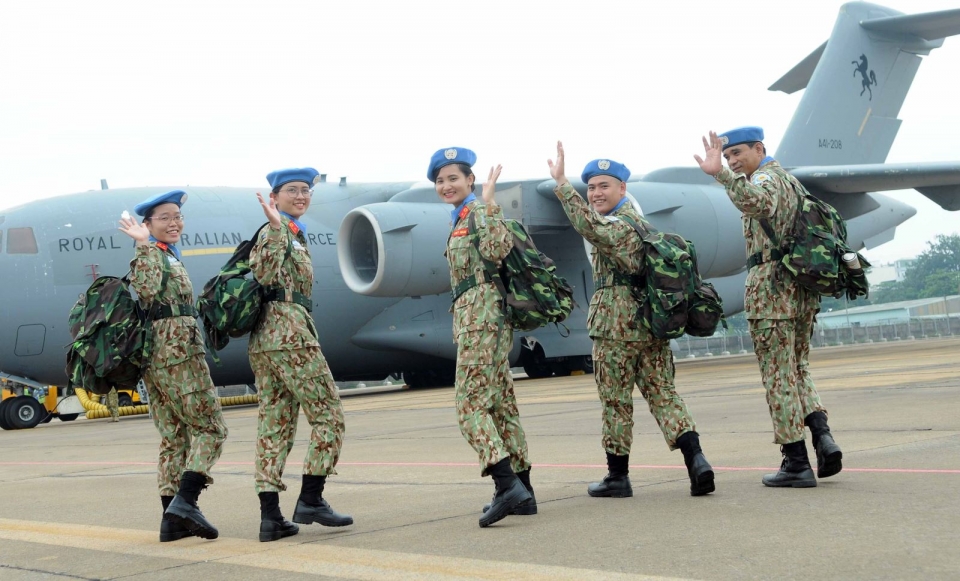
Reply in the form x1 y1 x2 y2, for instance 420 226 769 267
548 141 715 498
695 127 843 487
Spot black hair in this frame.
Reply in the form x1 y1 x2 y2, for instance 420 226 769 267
435 163 476 192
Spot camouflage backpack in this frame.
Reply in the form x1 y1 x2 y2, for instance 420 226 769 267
618 215 726 340
65 271 165 396
759 176 870 300
196 223 293 359
464 214 576 332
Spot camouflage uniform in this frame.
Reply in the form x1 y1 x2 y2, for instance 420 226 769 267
555 183 697 454
448 199 530 476
250 218 344 493
106 387 120 421
715 159 826 444
131 243 228 496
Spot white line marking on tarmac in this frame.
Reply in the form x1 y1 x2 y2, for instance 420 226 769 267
0 518 696 581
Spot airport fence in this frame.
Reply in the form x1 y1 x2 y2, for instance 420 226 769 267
675 315 960 359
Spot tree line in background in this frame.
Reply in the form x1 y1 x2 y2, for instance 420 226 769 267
722 234 960 331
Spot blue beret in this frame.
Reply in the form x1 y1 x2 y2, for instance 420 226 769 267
427 147 477 182
134 190 188 217
266 167 320 190
719 126 764 150
581 159 630 184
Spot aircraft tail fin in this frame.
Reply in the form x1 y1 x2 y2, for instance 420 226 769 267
773 2 960 167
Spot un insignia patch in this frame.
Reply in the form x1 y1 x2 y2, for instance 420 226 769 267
598 160 611 170
752 172 771 186
313 174 321 185
444 148 457 160
719 136 729 146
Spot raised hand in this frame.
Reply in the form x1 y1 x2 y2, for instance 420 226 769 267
117 215 151 243
256 192 283 229
481 165 502 205
694 131 724 177
547 140 568 185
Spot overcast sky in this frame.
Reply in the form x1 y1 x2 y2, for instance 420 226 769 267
1 0 957 264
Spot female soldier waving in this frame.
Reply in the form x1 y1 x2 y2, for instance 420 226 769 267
118 190 228 542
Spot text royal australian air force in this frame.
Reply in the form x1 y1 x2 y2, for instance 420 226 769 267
56 229 337 254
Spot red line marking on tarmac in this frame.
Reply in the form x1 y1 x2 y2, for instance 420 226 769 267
1 461 958 474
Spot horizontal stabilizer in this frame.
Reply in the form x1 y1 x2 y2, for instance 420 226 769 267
768 42 827 94
790 161 960 211
860 8 960 41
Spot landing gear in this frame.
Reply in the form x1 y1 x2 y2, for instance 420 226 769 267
520 337 592 379
117 393 134 408
402 366 456 389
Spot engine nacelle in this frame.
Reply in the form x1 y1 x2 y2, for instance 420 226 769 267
337 202 452 297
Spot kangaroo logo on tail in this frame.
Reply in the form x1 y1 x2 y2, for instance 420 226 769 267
851 54 878 100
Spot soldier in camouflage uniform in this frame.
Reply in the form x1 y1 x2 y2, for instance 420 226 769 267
547 142 715 498
430 147 533 528
251 167 352 542
118 190 228 541
695 127 843 487
106 387 120 422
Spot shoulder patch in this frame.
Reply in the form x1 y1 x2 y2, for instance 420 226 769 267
751 172 771 186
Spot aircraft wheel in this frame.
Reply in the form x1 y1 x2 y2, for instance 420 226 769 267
0 399 14 430
117 393 133 407
523 362 553 379
9 396 43 429
58 413 80 422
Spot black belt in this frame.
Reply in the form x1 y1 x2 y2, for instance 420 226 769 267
747 249 783 269
151 303 198 320
451 274 482 302
594 272 640 289
263 288 313 312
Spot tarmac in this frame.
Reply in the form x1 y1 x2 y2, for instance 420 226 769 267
1 337 958 580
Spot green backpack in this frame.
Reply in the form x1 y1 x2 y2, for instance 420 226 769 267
759 176 871 300
618 215 726 340
65 270 166 395
196 223 295 359
460 214 576 332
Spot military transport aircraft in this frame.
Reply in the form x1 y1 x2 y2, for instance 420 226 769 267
1 2 959 395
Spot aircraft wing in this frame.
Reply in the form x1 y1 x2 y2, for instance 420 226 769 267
790 161 960 211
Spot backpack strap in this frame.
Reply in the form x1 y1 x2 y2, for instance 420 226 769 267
262 288 313 312
464 211 509 348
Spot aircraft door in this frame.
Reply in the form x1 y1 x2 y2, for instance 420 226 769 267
14 324 46 356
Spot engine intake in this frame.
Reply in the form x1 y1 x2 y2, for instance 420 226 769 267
337 202 453 297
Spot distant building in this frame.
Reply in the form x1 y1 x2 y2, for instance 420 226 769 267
817 295 960 328
866 259 915 285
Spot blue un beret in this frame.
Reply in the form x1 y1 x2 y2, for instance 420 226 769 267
427 147 477 182
719 126 764 150
134 190 188 217
581 159 630 184
266 167 320 190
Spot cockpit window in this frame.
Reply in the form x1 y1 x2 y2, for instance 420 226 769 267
7 227 38 254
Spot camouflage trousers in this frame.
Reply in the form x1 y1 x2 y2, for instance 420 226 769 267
593 338 696 455
143 354 228 496
251 347 344 493
455 326 530 476
106 388 119 420
749 312 826 445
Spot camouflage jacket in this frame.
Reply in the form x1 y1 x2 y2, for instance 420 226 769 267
130 243 205 369
249 217 319 353
715 159 818 319
446 199 512 341
555 182 650 342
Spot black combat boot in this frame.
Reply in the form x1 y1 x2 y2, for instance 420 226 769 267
762 441 817 488
805 411 843 478
159 495 193 543
479 458 532 528
482 467 537 516
257 492 299 542
587 453 633 498
676 431 716 497
292 475 353 527
164 471 219 539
